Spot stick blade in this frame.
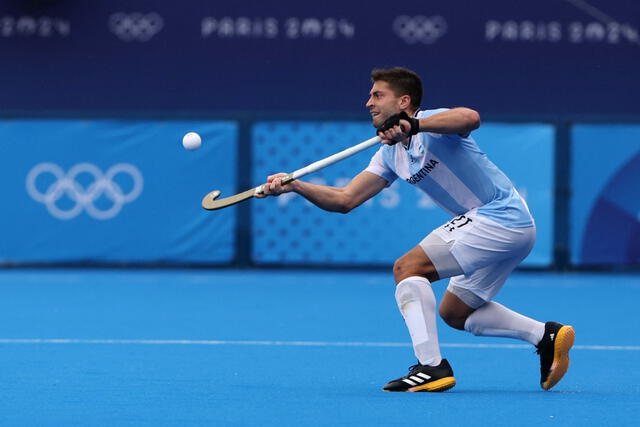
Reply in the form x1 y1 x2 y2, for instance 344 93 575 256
201 187 257 210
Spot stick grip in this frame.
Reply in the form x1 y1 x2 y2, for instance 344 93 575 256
254 172 294 195
280 173 295 185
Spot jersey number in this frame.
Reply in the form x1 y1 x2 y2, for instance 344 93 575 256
444 215 473 232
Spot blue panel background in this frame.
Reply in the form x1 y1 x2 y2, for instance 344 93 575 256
0 119 237 263
571 125 640 265
251 122 553 266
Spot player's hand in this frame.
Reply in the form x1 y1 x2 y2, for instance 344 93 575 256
257 173 294 198
377 111 419 145
378 122 410 145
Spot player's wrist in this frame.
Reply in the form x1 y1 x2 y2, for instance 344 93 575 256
288 180 302 193
377 111 420 136
406 116 420 136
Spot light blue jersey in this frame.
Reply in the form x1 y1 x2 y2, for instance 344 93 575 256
365 109 534 228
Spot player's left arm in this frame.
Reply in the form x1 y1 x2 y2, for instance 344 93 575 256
378 108 480 144
415 108 480 136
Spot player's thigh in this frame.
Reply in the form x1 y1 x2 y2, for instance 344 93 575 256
449 236 534 305
394 224 468 283
439 290 477 330
393 245 439 283
433 210 536 275
419 232 464 281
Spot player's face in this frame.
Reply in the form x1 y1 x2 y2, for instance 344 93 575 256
366 81 404 128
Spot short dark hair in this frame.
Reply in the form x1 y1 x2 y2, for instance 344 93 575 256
371 67 423 110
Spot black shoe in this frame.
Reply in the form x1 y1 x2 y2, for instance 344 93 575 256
536 321 575 390
383 359 456 392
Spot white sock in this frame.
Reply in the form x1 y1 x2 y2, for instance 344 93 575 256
464 301 545 345
395 276 442 366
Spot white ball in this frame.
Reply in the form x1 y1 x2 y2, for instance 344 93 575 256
182 132 202 151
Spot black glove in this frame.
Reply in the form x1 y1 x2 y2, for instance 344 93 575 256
376 111 420 136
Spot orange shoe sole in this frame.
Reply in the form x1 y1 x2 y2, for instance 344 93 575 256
409 377 456 392
541 325 575 390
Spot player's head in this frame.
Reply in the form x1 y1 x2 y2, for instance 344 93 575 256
366 67 423 127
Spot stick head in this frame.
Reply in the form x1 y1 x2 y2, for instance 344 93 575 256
201 187 257 210
201 190 222 209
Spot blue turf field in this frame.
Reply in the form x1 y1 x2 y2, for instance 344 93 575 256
0 269 639 426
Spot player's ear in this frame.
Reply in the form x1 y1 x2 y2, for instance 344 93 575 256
399 94 411 110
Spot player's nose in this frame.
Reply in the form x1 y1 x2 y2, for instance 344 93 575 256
365 96 374 108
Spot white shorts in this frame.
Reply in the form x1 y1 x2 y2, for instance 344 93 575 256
419 208 536 304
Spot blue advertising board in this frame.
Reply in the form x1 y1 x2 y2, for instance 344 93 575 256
0 119 237 264
251 122 554 266
571 125 640 266
1 0 638 116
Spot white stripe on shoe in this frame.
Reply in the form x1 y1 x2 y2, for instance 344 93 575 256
402 379 417 386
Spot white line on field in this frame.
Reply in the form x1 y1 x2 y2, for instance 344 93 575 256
0 338 638 351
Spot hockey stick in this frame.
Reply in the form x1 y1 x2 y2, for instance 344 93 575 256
202 135 381 210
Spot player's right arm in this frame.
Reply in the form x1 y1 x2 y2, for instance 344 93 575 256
257 171 388 213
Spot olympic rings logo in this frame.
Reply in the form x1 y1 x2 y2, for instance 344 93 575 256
393 15 447 44
26 163 144 220
109 12 164 42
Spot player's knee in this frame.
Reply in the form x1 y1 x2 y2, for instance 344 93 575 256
392 258 403 283
439 305 467 330
393 257 413 284
393 250 439 284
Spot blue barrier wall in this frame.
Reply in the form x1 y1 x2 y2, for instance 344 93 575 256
1 118 638 268
571 125 640 266
1 0 639 116
0 119 237 264
251 122 554 266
